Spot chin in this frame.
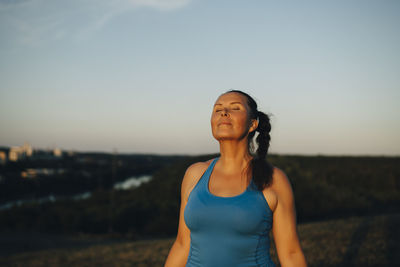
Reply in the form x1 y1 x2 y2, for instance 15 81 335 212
212 132 240 141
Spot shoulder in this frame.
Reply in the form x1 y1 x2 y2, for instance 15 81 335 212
270 166 296 207
262 166 293 212
181 159 214 201
185 159 213 175
271 167 292 191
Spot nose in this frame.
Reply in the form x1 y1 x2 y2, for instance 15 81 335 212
221 108 229 116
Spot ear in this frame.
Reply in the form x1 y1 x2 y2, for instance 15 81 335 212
249 119 258 133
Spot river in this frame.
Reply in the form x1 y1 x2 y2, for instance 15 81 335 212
0 175 152 210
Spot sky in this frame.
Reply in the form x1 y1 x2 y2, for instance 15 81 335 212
0 0 399 156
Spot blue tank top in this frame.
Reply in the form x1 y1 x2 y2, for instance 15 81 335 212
184 157 275 267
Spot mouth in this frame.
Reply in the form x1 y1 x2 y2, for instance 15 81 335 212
218 122 232 126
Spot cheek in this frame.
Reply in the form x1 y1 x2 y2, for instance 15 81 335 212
210 113 217 124
235 114 250 128
210 114 220 130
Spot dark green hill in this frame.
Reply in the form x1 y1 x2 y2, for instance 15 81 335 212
0 154 399 238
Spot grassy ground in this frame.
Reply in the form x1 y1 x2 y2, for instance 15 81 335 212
1 213 399 267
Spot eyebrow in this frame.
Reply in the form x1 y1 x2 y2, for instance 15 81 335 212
214 101 243 107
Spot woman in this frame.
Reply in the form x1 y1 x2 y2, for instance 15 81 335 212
164 90 307 267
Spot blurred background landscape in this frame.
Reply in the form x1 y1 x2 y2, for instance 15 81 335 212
0 149 399 266
1 0 399 266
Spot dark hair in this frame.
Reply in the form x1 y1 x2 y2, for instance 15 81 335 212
225 89 274 190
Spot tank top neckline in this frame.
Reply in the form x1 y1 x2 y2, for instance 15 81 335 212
206 157 253 199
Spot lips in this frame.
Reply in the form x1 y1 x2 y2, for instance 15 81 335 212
218 122 232 126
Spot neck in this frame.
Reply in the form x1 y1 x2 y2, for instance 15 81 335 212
218 138 252 174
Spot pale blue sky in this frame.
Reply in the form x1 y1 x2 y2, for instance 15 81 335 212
0 0 399 155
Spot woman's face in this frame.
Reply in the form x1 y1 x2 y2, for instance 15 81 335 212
211 92 257 141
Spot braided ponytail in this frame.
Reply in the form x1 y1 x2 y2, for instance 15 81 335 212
226 90 274 190
252 111 273 189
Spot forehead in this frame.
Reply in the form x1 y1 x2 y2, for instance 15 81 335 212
214 92 247 105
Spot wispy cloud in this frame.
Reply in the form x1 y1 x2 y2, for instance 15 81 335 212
129 0 192 10
0 0 192 45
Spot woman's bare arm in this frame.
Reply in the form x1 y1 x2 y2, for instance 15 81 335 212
164 162 209 267
271 168 307 267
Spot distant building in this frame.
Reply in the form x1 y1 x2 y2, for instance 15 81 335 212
0 151 6 165
9 146 22 161
21 168 38 178
8 142 33 162
53 148 62 157
21 168 64 178
23 142 33 157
